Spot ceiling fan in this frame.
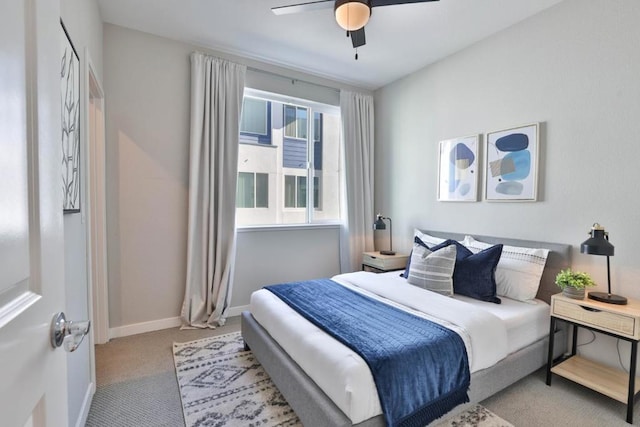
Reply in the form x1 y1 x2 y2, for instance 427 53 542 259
272 0 440 58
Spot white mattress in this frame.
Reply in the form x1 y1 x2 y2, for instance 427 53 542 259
454 294 550 354
249 271 549 424
373 272 550 355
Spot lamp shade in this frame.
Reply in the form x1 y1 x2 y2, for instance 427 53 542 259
580 223 614 256
373 215 386 230
335 0 371 31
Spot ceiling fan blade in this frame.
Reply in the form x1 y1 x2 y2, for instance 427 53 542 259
272 0 333 15
349 27 366 48
371 0 439 7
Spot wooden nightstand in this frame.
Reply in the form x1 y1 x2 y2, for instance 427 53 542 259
362 251 408 273
546 293 640 424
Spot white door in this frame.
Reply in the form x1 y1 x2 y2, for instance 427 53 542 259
0 0 69 426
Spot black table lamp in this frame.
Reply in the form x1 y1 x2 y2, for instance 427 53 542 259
581 223 626 305
373 214 395 255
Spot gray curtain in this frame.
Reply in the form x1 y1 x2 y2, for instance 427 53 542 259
339 90 375 273
181 52 246 328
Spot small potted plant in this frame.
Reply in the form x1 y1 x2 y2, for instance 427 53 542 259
555 268 596 299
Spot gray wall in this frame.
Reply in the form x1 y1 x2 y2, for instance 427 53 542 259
60 0 103 425
374 0 640 369
103 24 362 328
233 226 341 307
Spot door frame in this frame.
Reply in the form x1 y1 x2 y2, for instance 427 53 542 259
84 49 109 346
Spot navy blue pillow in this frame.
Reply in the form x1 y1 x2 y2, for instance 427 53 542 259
453 244 503 304
430 239 472 261
401 239 502 304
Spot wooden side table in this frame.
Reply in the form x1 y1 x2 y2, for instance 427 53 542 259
362 251 408 273
546 293 640 424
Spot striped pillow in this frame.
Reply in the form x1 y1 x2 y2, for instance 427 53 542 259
407 243 457 296
463 235 549 303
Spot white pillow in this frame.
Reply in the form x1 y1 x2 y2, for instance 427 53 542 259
463 235 549 303
407 243 457 296
414 229 446 246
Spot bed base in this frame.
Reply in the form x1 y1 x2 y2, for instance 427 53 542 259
241 311 567 427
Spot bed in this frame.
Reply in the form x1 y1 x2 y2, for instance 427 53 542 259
241 231 571 426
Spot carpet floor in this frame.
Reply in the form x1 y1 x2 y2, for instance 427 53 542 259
172 331 511 427
87 316 640 426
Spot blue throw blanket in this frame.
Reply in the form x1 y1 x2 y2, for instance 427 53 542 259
265 279 470 427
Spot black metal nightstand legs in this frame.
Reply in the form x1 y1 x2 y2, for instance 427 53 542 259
546 316 556 386
628 341 637 424
549 315 639 424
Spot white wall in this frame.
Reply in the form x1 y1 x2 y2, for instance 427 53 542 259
232 226 341 308
60 0 103 426
374 0 640 369
103 24 365 330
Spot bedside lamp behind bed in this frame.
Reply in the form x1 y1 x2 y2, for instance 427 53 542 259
373 214 395 255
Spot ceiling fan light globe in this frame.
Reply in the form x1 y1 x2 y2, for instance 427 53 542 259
335 0 371 31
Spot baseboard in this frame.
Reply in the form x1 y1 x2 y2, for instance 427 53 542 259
74 381 94 427
108 307 248 339
226 304 249 318
109 316 182 339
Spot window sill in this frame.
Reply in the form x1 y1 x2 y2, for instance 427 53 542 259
236 223 342 233
239 141 276 148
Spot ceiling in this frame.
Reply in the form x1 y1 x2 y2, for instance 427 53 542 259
97 0 563 90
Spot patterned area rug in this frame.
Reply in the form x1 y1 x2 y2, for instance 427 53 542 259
173 332 513 427
173 332 300 427
433 405 514 427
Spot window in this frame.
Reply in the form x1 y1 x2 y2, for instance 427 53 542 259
314 112 322 142
236 172 268 208
284 175 320 209
284 175 296 208
240 98 268 135
236 88 341 226
284 105 307 139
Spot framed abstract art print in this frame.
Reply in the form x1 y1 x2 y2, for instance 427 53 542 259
437 135 480 202
485 123 539 202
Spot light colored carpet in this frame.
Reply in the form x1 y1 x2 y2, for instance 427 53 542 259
88 317 640 426
86 317 241 426
173 331 512 427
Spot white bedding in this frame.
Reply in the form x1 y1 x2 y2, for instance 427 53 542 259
454 294 550 354
249 271 548 424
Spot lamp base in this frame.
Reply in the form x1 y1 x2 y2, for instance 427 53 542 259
380 250 396 256
588 291 628 305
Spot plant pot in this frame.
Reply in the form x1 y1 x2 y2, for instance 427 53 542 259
562 287 585 300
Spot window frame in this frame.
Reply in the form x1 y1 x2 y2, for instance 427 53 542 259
237 88 342 227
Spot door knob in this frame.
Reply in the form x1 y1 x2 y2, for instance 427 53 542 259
50 312 91 352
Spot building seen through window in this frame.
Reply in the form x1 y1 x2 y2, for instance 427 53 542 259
236 89 341 226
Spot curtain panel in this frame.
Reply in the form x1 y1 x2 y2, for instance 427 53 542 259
181 52 246 328
339 90 375 273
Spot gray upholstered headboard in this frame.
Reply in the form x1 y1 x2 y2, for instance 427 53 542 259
422 230 572 305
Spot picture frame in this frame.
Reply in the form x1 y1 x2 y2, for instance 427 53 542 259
437 134 480 202
484 123 539 202
61 20 81 213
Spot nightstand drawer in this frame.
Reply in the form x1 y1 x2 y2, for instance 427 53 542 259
362 252 407 271
552 299 637 337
